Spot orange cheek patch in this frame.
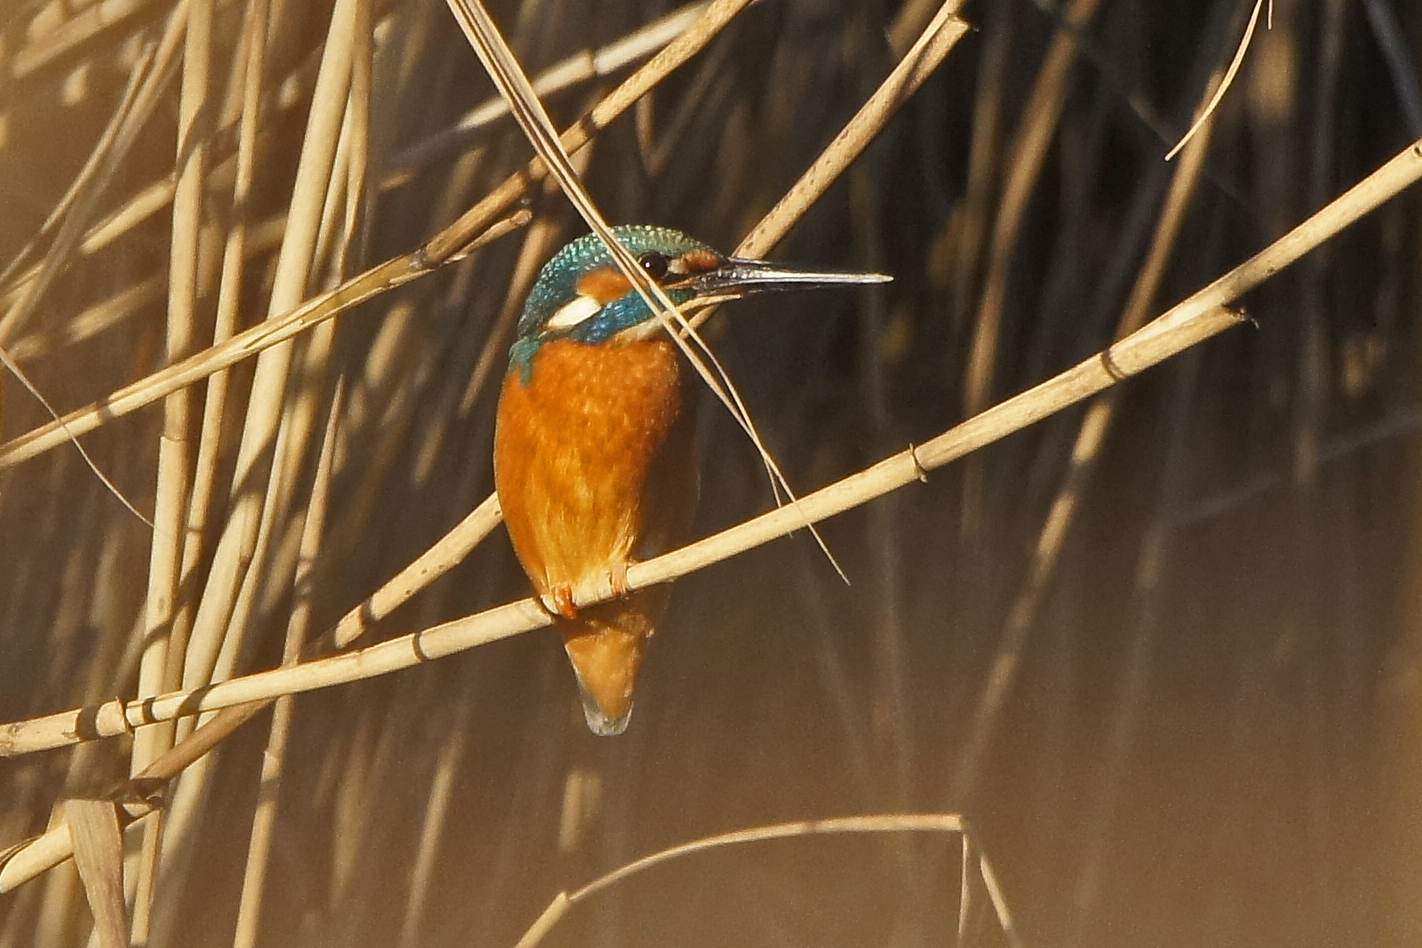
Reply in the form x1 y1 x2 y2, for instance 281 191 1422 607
576 268 633 303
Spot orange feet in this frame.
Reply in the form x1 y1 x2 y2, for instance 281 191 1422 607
545 584 578 620
545 566 631 618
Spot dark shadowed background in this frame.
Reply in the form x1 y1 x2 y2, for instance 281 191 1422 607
0 0 1420 946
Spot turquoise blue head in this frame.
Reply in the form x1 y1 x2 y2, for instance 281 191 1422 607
508 224 890 380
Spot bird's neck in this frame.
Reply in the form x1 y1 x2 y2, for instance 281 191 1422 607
509 330 674 386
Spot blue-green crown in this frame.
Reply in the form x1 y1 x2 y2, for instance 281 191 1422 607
516 225 716 340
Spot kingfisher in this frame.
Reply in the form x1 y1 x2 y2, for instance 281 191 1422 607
494 224 888 735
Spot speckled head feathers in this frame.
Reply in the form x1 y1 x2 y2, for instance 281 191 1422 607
516 225 719 339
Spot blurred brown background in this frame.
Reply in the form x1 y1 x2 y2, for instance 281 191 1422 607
1 0 1420 946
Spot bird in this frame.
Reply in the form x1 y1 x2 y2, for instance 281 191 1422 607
493 224 889 735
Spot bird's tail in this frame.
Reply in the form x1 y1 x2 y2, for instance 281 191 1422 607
558 594 663 736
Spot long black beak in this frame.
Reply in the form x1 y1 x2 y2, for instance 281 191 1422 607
691 257 892 297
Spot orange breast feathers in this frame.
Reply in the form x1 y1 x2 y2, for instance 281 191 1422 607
493 337 699 611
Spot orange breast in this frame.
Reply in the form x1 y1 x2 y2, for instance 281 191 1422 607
493 337 698 600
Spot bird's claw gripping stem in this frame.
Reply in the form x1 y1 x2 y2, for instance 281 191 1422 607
545 585 579 620
610 561 631 598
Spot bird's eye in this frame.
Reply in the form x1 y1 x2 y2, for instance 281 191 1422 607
637 251 670 281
